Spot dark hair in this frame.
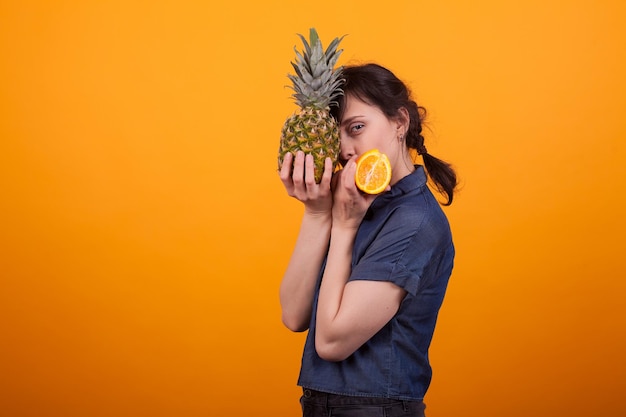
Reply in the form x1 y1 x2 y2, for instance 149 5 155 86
331 63 457 205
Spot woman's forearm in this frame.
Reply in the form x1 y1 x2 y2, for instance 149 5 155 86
314 225 356 356
279 212 332 332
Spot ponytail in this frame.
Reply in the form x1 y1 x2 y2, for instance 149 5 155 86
405 102 457 206
422 153 457 206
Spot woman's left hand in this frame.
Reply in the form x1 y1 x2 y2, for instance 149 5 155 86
331 156 381 231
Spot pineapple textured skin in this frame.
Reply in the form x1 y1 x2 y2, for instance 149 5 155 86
278 107 341 183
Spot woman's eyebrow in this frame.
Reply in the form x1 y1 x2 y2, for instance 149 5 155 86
340 115 365 127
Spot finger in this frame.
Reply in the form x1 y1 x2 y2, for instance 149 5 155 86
292 151 305 187
320 157 333 188
279 153 296 195
344 157 369 197
279 152 294 181
341 156 358 188
304 153 316 188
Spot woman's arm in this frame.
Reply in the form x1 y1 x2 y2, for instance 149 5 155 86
279 151 334 332
314 159 405 361
279 212 331 332
315 225 406 361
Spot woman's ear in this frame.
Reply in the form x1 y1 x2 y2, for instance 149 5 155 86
396 107 410 134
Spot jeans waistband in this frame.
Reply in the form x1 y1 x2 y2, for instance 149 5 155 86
302 388 424 407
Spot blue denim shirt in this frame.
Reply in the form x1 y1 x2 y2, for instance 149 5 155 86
297 166 455 401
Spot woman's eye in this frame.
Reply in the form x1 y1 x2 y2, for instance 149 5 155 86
350 123 364 133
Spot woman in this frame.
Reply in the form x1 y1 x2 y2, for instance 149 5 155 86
279 63 457 417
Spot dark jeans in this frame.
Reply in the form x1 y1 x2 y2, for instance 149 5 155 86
300 389 426 417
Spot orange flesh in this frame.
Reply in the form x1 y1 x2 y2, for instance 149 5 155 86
355 150 391 194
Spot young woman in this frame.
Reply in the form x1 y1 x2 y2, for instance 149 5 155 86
279 63 457 417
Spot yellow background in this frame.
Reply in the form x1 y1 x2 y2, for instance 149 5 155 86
1 1 625 416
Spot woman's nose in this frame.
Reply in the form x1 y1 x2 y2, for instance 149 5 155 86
340 145 355 162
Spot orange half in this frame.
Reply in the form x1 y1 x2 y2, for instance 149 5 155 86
355 149 392 194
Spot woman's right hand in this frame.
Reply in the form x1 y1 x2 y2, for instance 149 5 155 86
279 151 334 215
330 156 380 231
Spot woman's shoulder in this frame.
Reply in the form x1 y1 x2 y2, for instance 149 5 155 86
385 189 452 242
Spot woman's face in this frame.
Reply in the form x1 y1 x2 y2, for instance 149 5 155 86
338 94 411 184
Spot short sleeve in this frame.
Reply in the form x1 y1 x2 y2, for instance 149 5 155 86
349 206 450 296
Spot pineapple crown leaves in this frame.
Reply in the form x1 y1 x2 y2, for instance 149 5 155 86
287 28 346 110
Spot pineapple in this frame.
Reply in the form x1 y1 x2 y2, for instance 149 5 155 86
278 28 345 183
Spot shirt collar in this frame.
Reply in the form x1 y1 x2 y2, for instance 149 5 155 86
369 165 427 210
387 165 427 197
